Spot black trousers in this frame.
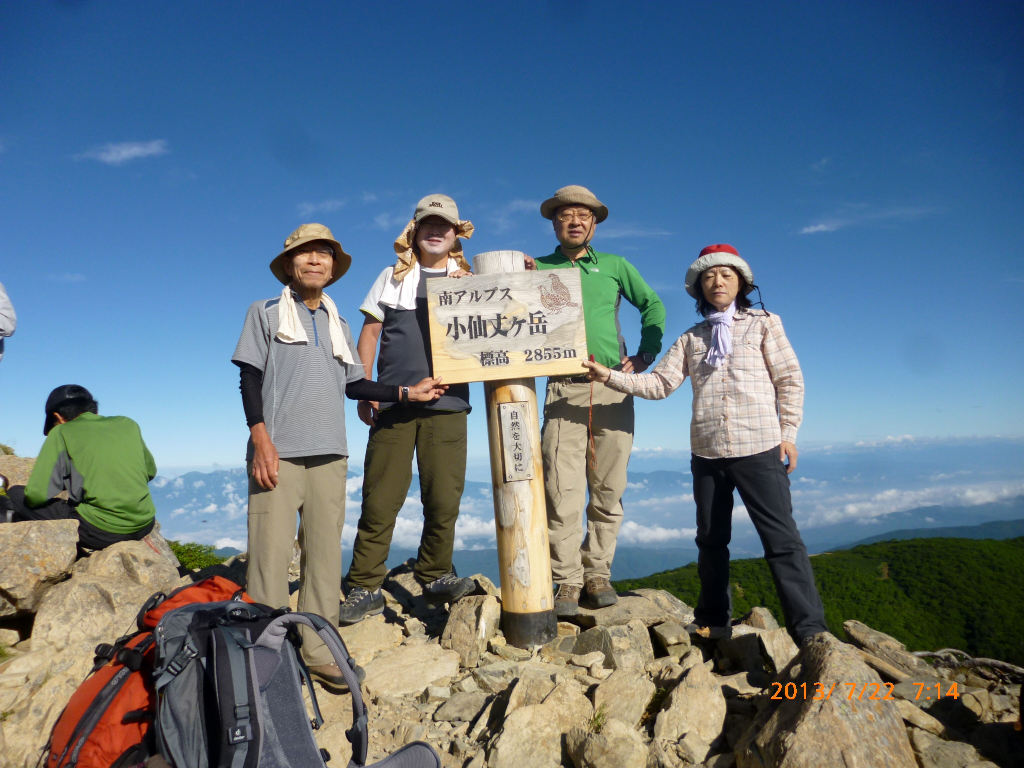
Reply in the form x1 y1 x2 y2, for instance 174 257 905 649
691 447 828 643
5 485 155 552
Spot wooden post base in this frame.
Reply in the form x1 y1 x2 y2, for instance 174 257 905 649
501 609 558 648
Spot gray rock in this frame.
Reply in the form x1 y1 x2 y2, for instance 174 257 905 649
735 632 916 768
433 691 491 723
759 627 799 674
717 631 768 674
574 619 655 671
719 671 766 697
440 595 500 668
648 659 686 691
628 589 695 626
488 681 593 768
593 670 656 728
909 727 999 768
567 718 649 768
505 669 557 716
473 660 521 693
842 619 934 677
31 575 155 651
706 753 738 768
654 661 727 744
571 651 607 668
469 573 500 598
72 540 181 593
338 615 404 667
494 644 532 663
362 642 460 697
894 699 947 736
144 522 182 568
677 730 711 764
652 621 690 652
574 594 672 628
418 685 451 703
382 558 451 622
558 621 581 636
396 722 429 745
738 606 779 631
539 633 577 663
454 675 479 693
0 519 78 617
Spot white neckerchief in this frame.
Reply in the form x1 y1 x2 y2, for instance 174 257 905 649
378 258 460 311
275 286 355 364
704 302 737 368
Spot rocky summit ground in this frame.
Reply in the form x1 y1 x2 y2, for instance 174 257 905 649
1 521 1021 768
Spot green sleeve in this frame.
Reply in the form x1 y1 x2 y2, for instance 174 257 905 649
618 259 666 356
25 432 65 506
143 440 157 482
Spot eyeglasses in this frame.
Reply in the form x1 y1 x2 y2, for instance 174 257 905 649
556 208 595 223
294 245 334 258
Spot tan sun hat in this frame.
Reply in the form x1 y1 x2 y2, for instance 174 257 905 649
270 223 352 287
540 185 608 223
414 194 461 226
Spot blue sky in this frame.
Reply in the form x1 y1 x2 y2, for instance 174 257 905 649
1 1 1022 480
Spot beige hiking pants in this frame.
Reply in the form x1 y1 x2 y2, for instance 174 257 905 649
247 454 346 666
541 378 633 587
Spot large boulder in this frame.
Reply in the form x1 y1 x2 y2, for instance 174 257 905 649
627 589 694 626
72 539 181 592
144 522 182 568
440 595 500 668
362 642 460 697
908 728 1000 768
488 681 593 768
573 619 654 672
337 615 404 667
31 575 155 651
573 594 672 628
735 632 916 768
842 620 934 677
654 661 727 745
0 520 78 616
567 718 649 768
592 670 655 728
760 628 799 673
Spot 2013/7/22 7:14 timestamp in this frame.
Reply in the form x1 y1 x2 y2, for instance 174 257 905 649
770 681 960 700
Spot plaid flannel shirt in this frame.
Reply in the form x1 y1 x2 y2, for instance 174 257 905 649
606 309 803 458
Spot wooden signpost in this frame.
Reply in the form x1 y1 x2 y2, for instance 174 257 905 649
426 251 587 647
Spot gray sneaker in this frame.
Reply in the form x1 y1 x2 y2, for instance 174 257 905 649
421 572 476 605
337 586 385 625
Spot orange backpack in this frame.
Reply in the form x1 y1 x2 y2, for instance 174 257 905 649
46 576 254 768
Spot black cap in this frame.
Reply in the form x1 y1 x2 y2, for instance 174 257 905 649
44 385 94 436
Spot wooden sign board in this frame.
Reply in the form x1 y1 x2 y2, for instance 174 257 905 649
426 270 588 384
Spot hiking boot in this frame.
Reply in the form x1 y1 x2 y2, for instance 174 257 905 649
421 571 476 605
685 623 733 641
584 576 618 608
337 586 385 625
554 584 581 617
308 662 366 695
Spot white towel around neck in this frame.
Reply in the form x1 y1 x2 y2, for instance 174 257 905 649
378 258 462 311
275 286 356 364
704 302 737 368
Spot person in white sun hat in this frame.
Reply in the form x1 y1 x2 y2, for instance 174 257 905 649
582 243 829 646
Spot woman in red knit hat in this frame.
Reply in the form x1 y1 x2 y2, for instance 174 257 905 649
582 244 829 646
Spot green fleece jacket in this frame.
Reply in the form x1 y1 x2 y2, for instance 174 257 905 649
535 246 666 368
25 413 157 534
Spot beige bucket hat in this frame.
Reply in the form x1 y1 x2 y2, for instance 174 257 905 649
540 185 609 223
270 223 352 287
392 195 474 281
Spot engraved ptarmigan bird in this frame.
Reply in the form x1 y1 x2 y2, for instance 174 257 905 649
538 274 579 314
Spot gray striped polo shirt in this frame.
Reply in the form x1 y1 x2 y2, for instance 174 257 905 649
232 291 364 461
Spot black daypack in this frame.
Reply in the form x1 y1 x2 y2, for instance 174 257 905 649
151 599 440 768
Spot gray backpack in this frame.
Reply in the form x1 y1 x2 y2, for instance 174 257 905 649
151 599 440 768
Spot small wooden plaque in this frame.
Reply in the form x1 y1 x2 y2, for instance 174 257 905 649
498 402 534 482
426 270 588 384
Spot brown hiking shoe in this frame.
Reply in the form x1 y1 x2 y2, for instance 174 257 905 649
584 576 618 609
554 584 582 617
308 662 365 695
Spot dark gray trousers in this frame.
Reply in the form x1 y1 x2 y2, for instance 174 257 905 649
691 447 828 643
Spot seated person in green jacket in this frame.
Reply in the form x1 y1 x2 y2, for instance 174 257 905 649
4 384 159 552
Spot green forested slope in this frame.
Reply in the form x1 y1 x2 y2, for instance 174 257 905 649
615 537 1024 666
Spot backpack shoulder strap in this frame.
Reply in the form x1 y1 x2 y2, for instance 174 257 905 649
254 612 369 766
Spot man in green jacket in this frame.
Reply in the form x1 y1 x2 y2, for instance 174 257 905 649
528 186 666 617
4 385 158 552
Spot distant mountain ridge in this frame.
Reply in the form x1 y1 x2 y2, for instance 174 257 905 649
840 517 1024 548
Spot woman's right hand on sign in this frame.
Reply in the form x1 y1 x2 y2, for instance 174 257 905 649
582 358 611 383
409 377 448 402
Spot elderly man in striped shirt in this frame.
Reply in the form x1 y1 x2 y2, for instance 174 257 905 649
583 244 828 646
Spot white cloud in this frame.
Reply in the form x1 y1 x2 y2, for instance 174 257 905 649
215 537 246 550
617 520 696 544
799 480 1024 529
631 493 691 508
200 503 218 514
800 204 939 235
374 211 411 231
811 157 830 172
854 435 914 447
297 199 347 217
77 140 168 165
361 192 378 203
487 199 541 233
